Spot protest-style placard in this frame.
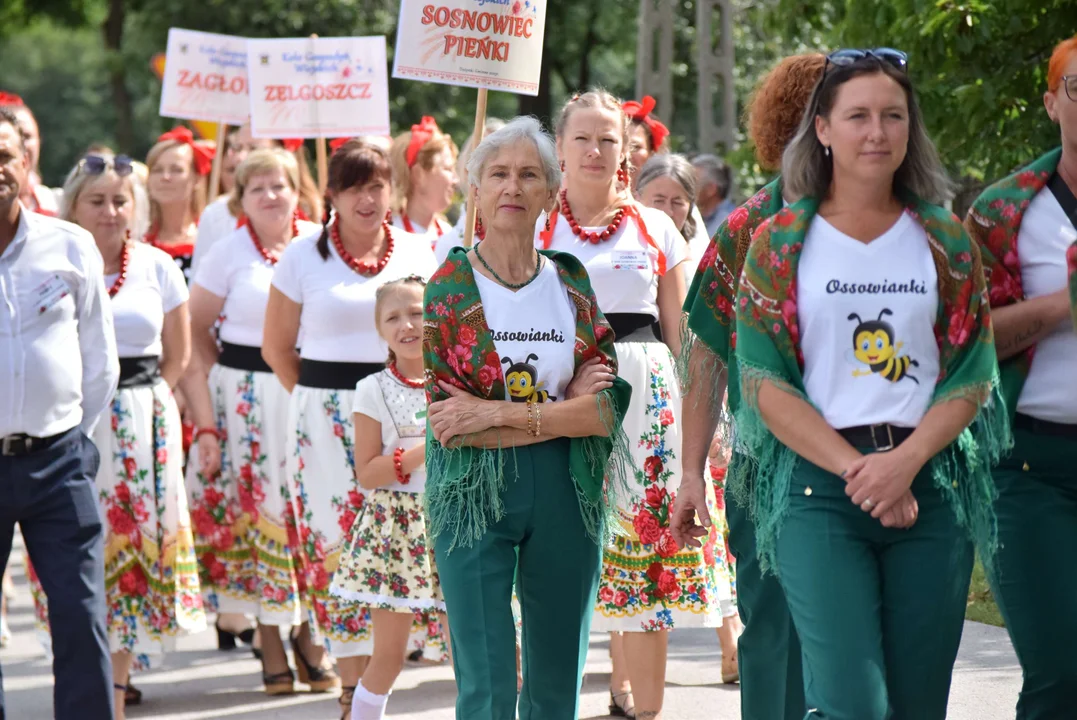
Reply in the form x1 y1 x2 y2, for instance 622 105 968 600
392 0 547 96
246 36 391 139
159 28 250 125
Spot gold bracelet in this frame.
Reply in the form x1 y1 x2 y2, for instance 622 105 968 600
534 402 542 437
526 399 535 436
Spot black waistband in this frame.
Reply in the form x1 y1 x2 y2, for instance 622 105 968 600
837 423 915 451
1014 413 1077 438
118 356 160 389
607 313 660 342
218 342 272 374
297 360 382 390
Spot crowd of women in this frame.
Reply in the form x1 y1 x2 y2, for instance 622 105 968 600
1 29 1076 720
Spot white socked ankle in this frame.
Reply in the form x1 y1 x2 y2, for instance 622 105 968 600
350 682 390 720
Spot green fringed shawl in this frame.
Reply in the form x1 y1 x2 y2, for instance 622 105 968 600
734 193 1010 572
964 148 1061 416
679 179 784 416
422 248 633 553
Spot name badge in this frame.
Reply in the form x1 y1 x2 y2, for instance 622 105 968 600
32 274 71 315
611 250 650 271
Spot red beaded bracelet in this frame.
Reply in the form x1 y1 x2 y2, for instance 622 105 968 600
194 427 220 442
393 447 410 485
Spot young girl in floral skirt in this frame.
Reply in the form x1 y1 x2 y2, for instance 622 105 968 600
330 276 448 719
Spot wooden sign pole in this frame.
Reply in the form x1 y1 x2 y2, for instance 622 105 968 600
207 121 228 202
316 137 328 194
462 88 489 249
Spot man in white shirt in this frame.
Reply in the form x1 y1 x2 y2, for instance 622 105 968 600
0 107 117 719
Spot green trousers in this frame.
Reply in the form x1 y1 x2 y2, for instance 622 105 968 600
433 438 601 720
726 453 805 720
988 425 1077 720
776 455 974 720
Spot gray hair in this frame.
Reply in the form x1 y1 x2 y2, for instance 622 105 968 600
690 153 733 200
781 60 952 204
466 116 561 192
457 117 507 194
636 153 698 241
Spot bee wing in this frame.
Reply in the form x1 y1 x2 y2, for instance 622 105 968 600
845 348 869 367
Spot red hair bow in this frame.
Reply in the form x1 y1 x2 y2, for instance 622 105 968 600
280 138 304 152
0 91 25 107
329 137 354 153
622 96 669 150
405 116 439 167
157 126 215 176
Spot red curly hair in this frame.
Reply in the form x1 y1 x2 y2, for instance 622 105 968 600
1048 35 1077 92
746 53 827 171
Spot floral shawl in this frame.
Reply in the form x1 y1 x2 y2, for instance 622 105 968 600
964 147 1064 415
680 179 784 415
734 193 1009 570
1069 239 1077 331
422 248 633 552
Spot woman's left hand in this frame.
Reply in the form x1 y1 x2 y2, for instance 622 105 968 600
428 380 499 444
843 446 924 519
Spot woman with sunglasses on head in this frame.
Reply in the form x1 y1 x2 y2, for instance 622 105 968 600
57 152 205 719
963 35 1077 719
389 117 458 249
539 89 720 720
181 148 338 695
674 52 825 720
709 48 1005 719
262 139 437 719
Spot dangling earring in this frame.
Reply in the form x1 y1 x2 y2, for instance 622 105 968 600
617 165 629 186
385 209 393 223
124 228 131 241
475 214 484 238
559 160 565 172
543 211 551 233
824 146 831 157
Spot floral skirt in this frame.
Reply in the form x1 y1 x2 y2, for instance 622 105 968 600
592 340 723 632
708 461 737 619
330 489 444 613
187 365 303 626
30 381 206 666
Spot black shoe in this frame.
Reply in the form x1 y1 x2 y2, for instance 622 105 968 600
216 621 256 651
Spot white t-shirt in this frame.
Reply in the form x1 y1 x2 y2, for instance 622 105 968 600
352 370 428 493
683 205 712 287
473 259 578 403
106 242 189 358
1016 187 1077 423
798 212 941 429
271 227 438 362
390 212 452 251
536 205 688 319
193 221 320 347
434 213 467 264
191 196 237 280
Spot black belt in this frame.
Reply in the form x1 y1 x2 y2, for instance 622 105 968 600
118 356 160 389
0 429 69 457
1014 413 1077 438
297 360 382 390
607 313 660 342
219 342 272 374
837 423 915 451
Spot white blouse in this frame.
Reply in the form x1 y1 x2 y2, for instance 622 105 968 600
106 242 189 358
271 227 438 363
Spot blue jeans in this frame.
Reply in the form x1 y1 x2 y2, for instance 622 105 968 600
0 427 113 720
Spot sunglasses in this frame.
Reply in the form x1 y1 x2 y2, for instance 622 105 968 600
824 48 909 77
79 154 134 177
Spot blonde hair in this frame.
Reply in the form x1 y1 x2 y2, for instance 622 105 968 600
59 154 140 227
389 127 459 213
373 276 428 366
227 148 300 218
145 139 208 231
554 88 634 210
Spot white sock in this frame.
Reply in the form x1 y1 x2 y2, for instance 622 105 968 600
350 682 390 720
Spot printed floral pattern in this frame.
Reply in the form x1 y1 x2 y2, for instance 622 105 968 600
30 383 205 665
594 349 721 632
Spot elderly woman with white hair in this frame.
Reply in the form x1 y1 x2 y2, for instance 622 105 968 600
422 115 632 720
32 152 206 719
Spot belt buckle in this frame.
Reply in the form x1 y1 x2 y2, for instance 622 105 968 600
1 435 28 457
869 423 894 452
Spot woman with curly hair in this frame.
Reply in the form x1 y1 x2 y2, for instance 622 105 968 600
672 52 826 720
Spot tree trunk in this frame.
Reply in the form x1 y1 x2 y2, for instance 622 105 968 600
518 33 553 124
102 0 135 152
